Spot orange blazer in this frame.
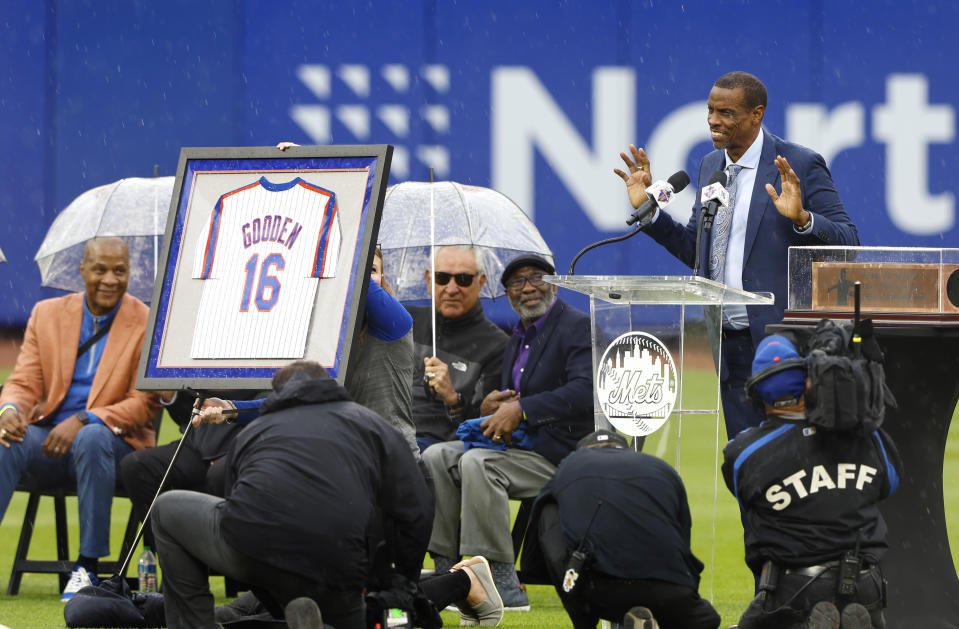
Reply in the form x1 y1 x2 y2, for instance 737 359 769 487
0 292 159 450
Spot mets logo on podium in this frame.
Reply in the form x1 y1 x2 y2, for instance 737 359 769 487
596 331 678 436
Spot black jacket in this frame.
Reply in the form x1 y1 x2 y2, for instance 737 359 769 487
220 374 433 588
408 303 508 442
501 298 594 466
522 446 705 590
722 419 902 575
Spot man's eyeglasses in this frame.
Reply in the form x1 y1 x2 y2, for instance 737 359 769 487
434 272 476 287
505 273 547 291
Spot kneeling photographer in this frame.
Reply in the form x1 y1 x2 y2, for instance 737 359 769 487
722 329 902 629
521 429 721 629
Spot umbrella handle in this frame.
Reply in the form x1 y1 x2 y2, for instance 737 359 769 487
429 169 437 357
422 376 437 402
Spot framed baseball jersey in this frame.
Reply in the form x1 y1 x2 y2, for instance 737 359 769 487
137 145 392 390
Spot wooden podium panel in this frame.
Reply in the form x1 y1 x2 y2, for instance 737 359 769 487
812 262 959 313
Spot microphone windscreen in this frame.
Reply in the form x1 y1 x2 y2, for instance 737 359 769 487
667 170 691 193
708 170 727 187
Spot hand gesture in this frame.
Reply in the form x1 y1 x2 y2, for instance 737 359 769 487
613 145 653 210
480 389 520 416
424 357 458 406
42 415 83 459
765 155 809 225
480 401 523 446
192 397 233 426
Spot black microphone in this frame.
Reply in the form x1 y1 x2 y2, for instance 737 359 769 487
700 170 728 233
626 170 691 226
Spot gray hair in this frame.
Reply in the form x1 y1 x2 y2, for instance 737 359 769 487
436 245 485 276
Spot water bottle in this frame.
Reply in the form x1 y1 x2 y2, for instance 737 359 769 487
137 546 157 592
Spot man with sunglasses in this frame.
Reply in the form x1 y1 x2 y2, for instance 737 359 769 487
423 253 593 611
408 245 509 451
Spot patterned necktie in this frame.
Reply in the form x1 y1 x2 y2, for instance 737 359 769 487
709 163 744 282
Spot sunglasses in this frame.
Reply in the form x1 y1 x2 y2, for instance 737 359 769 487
434 272 476 287
505 273 547 291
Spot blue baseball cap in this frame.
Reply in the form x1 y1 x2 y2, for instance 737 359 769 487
750 335 806 405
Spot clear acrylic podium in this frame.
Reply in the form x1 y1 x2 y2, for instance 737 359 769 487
547 274 774 604
548 275 773 443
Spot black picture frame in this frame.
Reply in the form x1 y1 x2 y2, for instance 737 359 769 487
136 144 392 391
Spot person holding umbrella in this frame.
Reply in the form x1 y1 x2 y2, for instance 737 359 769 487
412 245 510 451
422 253 594 611
376 179 554 452
0 236 160 601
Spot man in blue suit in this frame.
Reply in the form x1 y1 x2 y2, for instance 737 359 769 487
614 71 859 439
422 253 593 614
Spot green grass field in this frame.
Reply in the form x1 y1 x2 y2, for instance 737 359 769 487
1 367 957 628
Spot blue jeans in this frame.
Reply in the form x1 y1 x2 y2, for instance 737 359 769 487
0 422 134 558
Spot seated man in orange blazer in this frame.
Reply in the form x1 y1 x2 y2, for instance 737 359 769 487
0 236 158 601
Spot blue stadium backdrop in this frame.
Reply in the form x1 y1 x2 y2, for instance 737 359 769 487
1 0 957 327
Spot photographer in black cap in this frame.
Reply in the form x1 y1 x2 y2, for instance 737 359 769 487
520 428 720 629
722 334 902 629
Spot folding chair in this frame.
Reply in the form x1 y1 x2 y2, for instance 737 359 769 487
6 410 163 595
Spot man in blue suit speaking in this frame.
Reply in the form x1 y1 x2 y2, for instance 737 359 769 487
614 71 859 439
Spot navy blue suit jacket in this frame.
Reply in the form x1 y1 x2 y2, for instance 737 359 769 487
501 298 594 466
645 130 859 351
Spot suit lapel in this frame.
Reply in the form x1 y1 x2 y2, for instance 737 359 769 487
502 335 521 388
743 131 780 266
519 300 564 391
59 295 84 391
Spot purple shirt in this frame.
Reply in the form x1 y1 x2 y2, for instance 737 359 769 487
510 300 557 394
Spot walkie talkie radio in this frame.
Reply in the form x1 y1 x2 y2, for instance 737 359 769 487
838 529 863 597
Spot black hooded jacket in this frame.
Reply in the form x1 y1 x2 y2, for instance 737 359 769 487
407 303 508 442
220 373 433 588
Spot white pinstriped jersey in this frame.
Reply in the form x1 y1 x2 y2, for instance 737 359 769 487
190 177 341 359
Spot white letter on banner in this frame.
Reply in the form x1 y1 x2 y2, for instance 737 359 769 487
491 67 634 229
645 102 711 222
873 74 955 235
786 102 865 166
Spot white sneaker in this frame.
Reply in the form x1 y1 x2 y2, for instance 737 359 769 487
61 564 98 602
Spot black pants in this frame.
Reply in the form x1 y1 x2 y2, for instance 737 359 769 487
216 569 469 627
738 565 885 629
154 490 366 629
538 503 720 629
119 439 227 548
419 570 470 610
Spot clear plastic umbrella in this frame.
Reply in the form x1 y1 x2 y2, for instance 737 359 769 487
379 181 553 302
379 180 553 357
34 177 174 302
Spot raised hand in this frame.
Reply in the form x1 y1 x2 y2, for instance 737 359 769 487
765 155 809 226
613 145 653 209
